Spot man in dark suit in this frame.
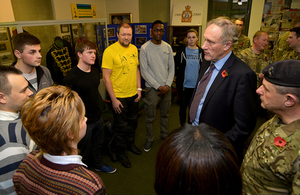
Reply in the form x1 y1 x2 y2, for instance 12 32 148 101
189 17 257 163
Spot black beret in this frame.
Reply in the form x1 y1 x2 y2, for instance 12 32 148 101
262 59 300 88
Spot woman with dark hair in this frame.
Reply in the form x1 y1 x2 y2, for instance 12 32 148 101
155 123 242 195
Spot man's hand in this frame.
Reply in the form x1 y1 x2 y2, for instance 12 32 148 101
112 99 124 114
134 90 142 102
258 73 264 79
158 85 170 95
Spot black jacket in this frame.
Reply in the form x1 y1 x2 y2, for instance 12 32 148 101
190 53 258 158
174 47 205 93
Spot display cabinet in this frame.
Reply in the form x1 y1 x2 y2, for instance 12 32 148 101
167 25 202 54
0 18 108 68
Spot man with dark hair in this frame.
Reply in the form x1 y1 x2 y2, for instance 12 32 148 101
0 66 34 194
237 30 269 82
102 23 142 168
189 17 257 163
12 32 53 95
140 20 174 152
241 60 300 194
284 27 300 60
232 18 250 55
63 40 116 173
272 16 300 62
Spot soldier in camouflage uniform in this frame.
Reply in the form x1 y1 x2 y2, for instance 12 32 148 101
284 50 300 60
237 31 269 86
272 16 300 63
284 27 300 60
241 60 300 194
232 18 250 55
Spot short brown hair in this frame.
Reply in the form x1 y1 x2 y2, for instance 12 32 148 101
117 23 132 34
290 27 300 38
21 86 85 155
253 30 268 41
75 39 97 55
155 123 242 195
235 18 245 26
0 66 22 95
12 32 41 53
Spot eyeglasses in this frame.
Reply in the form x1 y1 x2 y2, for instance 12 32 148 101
152 29 165 33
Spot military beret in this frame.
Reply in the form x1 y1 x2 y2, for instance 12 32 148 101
262 59 300 88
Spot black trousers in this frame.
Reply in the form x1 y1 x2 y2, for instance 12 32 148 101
178 87 194 125
112 94 139 158
78 116 104 167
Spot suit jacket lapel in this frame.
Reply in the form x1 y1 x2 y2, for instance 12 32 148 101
202 53 235 111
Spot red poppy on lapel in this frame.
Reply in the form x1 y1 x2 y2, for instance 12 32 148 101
274 136 286 147
221 70 228 78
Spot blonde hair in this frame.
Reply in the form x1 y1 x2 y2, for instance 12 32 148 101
21 86 85 155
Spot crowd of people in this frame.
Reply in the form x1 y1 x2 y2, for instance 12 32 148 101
1 16 300 194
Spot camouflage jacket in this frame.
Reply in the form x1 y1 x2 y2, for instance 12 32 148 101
232 34 251 55
272 31 294 63
284 49 300 60
237 48 269 74
241 115 300 194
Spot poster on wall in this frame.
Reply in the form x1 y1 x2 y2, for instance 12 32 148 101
171 3 203 26
71 4 97 19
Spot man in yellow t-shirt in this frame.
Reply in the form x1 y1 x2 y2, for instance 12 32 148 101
102 23 142 168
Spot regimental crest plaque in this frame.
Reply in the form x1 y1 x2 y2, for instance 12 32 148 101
181 5 192 22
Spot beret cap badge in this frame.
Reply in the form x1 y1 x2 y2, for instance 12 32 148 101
268 67 274 78
262 60 300 88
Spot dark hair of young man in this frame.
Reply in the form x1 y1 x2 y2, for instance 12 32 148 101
151 20 164 29
0 66 23 95
12 32 41 52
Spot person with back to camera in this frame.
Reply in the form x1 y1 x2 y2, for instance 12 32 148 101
13 86 106 194
155 123 242 195
174 29 206 125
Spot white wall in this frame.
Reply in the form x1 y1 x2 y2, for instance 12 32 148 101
51 0 107 20
105 0 139 23
0 0 15 22
170 0 209 46
170 0 263 46
248 0 265 45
